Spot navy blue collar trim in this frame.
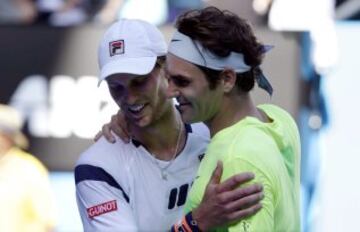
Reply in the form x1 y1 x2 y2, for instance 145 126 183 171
185 123 192 133
132 139 142 147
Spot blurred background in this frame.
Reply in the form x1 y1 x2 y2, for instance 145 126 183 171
0 0 359 231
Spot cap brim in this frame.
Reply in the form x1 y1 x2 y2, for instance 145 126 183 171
99 56 157 82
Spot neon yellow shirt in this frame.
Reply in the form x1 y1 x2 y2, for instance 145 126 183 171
185 104 301 232
0 148 57 232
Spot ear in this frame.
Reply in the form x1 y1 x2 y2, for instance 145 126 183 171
220 68 237 93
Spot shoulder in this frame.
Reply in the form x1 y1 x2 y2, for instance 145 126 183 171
258 104 298 128
9 148 48 176
74 137 134 200
75 136 138 186
228 125 280 162
258 104 300 150
76 135 136 168
214 122 282 176
184 123 210 156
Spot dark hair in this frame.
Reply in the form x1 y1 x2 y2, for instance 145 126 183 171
175 7 264 91
155 56 166 68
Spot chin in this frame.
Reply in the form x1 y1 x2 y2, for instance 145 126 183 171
128 115 147 127
135 119 150 128
180 112 197 124
136 115 154 128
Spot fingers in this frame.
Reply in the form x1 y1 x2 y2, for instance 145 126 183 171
227 203 262 222
103 123 116 143
117 111 130 132
209 161 223 186
217 172 255 193
226 192 264 213
112 126 130 143
222 183 263 203
111 113 130 143
94 130 102 142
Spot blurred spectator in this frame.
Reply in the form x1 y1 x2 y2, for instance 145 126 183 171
35 0 104 26
49 0 87 26
0 104 57 232
36 0 87 26
93 0 125 25
119 0 168 25
94 0 169 26
0 0 37 25
167 0 203 23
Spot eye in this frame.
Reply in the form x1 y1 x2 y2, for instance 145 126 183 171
131 78 147 88
108 83 125 99
108 83 124 91
170 75 191 87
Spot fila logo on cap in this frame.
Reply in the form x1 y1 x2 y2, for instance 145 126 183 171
109 40 125 56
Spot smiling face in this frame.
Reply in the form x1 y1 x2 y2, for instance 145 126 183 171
166 53 224 124
106 67 171 128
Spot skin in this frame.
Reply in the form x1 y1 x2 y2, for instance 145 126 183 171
165 53 268 136
106 67 186 161
164 54 224 125
0 133 13 158
106 68 170 129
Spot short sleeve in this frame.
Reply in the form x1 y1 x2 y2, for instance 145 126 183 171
75 164 138 231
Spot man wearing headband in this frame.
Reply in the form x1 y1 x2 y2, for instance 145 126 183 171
75 18 264 231
166 7 301 231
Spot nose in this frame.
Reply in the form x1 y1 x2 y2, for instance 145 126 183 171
120 88 138 105
166 79 179 99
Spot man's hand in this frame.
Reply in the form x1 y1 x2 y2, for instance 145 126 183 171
192 161 263 231
94 110 131 143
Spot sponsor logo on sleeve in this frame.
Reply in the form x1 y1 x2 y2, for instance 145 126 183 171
87 200 117 219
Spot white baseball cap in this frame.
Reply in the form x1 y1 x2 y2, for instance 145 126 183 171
98 19 167 83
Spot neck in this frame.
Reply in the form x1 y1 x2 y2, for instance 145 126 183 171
205 92 267 137
131 105 185 161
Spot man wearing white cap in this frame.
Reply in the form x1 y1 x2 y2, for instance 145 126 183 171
0 104 56 232
75 19 263 231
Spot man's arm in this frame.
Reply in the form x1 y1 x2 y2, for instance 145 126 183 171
171 162 263 231
75 164 138 231
223 158 275 232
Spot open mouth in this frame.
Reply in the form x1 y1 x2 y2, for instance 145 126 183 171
175 97 191 112
128 103 146 114
177 102 191 111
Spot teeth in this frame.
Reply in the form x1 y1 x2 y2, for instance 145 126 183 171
128 104 145 113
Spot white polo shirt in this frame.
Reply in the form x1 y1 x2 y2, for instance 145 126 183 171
75 123 209 231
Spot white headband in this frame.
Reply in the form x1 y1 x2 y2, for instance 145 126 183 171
168 30 251 73
168 30 274 96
